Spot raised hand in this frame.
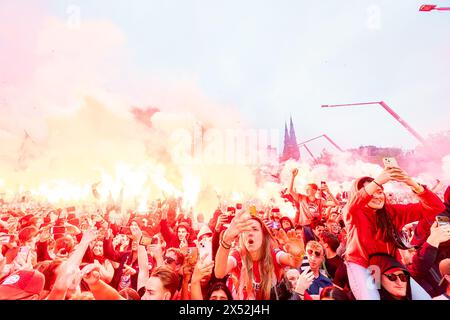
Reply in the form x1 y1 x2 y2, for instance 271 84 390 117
222 210 253 244
285 233 305 258
81 264 101 286
130 224 142 242
292 168 299 177
374 167 403 185
81 227 98 245
427 221 450 247
294 268 315 295
215 214 228 232
191 254 215 284
39 226 52 243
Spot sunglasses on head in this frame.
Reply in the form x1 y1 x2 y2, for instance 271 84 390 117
307 249 322 258
384 272 409 282
164 256 176 264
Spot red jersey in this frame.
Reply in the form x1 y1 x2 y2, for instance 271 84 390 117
229 248 284 300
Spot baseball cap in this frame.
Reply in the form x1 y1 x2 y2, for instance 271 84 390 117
369 253 409 275
438 258 450 286
0 270 45 300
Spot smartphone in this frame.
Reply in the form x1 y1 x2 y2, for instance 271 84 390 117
383 157 399 168
186 247 199 266
436 216 449 227
0 234 11 244
51 226 66 234
139 235 154 246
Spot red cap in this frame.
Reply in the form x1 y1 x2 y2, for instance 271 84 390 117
0 270 45 300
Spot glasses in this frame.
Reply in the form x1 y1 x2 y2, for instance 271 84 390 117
307 249 322 258
384 273 409 282
164 256 176 264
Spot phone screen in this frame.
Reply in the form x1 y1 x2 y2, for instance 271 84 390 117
0 235 11 244
187 247 198 265
139 235 153 246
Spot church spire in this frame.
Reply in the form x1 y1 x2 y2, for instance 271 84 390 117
280 122 290 162
288 116 300 161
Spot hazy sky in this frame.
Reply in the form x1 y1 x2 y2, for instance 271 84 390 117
2 0 450 156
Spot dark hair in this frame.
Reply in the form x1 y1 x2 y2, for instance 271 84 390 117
321 231 340 252
357 177 395 244
205 281 234 300
320 286 350 300
311 220 325 230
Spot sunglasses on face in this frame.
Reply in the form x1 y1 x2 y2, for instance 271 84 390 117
307 249 322 258
384 272 408 282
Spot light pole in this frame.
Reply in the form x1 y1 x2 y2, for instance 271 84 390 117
419 4 450 11
321 101 426 145
299 143 318 164
298 134 344 153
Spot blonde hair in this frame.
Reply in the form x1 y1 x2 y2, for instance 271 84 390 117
306 241 324 255
238 219 276 300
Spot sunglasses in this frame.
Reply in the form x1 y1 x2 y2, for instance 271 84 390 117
384 273 409 282
307 249 322 258
164 256 176 264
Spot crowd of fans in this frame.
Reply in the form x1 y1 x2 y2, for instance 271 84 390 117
0 165 449 300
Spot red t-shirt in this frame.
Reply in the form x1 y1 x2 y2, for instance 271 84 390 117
344 187 444 268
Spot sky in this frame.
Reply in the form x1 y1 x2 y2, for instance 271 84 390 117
1 0 450 157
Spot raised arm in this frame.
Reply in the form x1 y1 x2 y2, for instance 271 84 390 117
130 224 150 291
322 182 340 206
191 255 215 300
390 168 445 226
82 264 125 300
289 168 300 203
214 212 253 279
46 228 98 300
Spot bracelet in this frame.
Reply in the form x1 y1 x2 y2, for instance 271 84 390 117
373 180 382 188
220 232 232 250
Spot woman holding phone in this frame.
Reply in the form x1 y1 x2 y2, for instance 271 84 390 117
343 164 445 300
214 210 303 300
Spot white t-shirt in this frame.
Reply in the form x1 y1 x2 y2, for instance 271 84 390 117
433 293 449 300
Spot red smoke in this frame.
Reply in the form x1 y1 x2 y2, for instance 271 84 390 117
131 107 160 128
